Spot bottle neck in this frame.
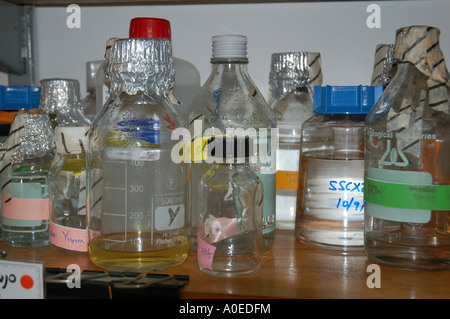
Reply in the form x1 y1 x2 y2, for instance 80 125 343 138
210 57 249 70
208 59 251 85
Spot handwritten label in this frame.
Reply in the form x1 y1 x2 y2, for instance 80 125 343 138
328 180 365 214
0 260 44 299
49 221 88 252
197 235 216 271
304 177 365 221
328 179 364 217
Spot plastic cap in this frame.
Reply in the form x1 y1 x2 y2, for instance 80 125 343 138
212 35 247 59
0 86 40 111
313 85 383 114
129 17 171 41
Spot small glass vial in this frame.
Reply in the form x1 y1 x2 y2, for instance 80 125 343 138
1 113 55 247
197 137 263 276
39 78 91 129
49 125 89 253
295 85 382 251
268 52 322 230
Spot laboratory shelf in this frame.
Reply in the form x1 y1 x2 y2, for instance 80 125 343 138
1 229 449 299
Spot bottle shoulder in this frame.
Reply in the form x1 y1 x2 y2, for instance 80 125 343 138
189 84 276 128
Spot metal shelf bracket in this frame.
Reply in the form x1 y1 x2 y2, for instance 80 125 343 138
0 1 35 86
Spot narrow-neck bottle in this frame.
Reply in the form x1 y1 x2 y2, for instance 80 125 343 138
1 113 55 247
189 35 277 251
268 52 322 230
364 25 450 270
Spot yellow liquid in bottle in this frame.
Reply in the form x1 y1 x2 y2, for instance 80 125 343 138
88 233 189 272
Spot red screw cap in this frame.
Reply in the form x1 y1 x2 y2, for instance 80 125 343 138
129 17 171 41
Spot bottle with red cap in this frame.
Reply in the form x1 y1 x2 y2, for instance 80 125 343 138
129 17 201 122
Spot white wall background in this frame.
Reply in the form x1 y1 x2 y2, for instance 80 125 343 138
2 0 450 101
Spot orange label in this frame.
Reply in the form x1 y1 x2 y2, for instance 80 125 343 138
276 170 299 191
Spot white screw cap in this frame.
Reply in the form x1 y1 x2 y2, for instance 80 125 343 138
212 35 247 59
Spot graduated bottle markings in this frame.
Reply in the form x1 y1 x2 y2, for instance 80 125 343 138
88 129 189 272
87 38 189 272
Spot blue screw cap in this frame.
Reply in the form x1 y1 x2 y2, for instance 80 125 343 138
0 86 41 110
313 85 383 114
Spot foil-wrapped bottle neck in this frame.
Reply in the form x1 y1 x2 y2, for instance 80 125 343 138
0 113 55 169
39 78 90 127
39 79 83 113
371 44 395 87
394 25 450 86
269 52 322 101
106 38 175 103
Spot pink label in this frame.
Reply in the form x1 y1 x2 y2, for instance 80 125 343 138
208 217 237 243
49 221 88 252
2 195 49 220
197 235 216 271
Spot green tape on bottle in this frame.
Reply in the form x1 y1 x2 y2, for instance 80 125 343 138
365 177 450 211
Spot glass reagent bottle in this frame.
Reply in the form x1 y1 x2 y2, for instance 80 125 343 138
268 52 322 230
296 85 382 250
188 35 277 252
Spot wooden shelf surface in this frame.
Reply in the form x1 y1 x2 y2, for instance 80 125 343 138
1 229 449 299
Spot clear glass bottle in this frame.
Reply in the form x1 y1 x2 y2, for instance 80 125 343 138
197 137 263 276
370 44 395 88
189 35 277 251
296 85 382 250
268 52 322 230
39 78 91 129
1 113 55 247
129 17 201 122
364 25 450 270
82 61 103 122
49 125 89 253
87 38 189 272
